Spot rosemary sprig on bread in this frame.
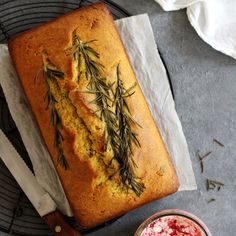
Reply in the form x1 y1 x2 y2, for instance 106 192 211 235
43 57 69 169
68 32 120 151
66 31 144 196
114 64 144 196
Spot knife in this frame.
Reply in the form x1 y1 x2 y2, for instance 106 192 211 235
0 129 82 236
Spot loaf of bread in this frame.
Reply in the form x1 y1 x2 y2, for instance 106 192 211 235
8 3 179 228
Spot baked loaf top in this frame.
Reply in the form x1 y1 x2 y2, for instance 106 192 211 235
9 3 179 228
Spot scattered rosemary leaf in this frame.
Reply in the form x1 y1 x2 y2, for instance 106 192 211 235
198 153 204 173
206 179 215 191
213 138 225 147
206 179 224 191
201 151 212 160
200 159 204 173
211 179 224 186
207 198 216 203
198 151 212 173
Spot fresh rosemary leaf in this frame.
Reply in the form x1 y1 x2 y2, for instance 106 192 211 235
123 91 136 98
48 69 64 78
84 45 100 58
123 83 137 96
45 67 64 81
57 147 69 170
84 39 98 44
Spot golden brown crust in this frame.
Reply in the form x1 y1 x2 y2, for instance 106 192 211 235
8 3 179 228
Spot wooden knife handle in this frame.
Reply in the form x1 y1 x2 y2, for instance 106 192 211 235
43 211 83 236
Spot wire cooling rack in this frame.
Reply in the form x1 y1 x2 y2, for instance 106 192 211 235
0 1 130 235
0 1 175 235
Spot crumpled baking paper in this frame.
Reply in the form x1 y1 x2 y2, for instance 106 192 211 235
0 14 196 216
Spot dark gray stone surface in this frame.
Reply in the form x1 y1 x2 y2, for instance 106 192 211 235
1 0 236 235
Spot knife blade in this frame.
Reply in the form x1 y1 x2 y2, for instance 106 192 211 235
0 129 57 216
0 129 82 236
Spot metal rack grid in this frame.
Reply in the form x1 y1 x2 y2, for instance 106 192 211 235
0 1 130 235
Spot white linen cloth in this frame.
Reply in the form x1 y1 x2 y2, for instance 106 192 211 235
0 14 196 216
155 0 236 60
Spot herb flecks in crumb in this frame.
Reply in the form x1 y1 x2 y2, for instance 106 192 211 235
114 64 144 196
43 58 69 170
66 31 144 196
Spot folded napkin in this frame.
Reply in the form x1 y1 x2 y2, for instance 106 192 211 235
0 14 196 216
155 0 236 60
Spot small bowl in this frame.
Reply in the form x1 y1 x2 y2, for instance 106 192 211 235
135 209 212 236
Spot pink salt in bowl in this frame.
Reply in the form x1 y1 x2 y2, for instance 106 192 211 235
134 209 212 236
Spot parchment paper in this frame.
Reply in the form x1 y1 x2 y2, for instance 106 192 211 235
0 14 196 216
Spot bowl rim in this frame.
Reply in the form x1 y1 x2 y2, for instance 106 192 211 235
134 209 212 236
